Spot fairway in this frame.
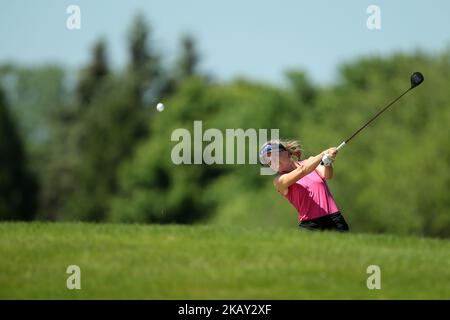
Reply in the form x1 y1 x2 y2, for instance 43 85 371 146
0 223 449 299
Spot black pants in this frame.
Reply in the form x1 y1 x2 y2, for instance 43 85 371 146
299 212 349 232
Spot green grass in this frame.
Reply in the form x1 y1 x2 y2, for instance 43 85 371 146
0 222 449 299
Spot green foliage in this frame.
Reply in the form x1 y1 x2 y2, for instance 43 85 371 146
0 64 66 147
175 35 200 80
110 78 222 223
0 64 69 220
0 89 38 220
127 14 160 100
46 16 163 221
76 39 109 105
64 77 149 221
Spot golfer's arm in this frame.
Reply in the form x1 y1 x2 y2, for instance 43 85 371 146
316 164 333 179
276 153 324 191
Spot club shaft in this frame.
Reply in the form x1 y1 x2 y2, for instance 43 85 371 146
343 87 412 144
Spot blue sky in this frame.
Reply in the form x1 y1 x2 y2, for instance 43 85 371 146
1 0 449 85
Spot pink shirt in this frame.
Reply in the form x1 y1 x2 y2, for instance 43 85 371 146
283 163 339 222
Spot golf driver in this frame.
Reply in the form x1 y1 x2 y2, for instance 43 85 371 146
322 72 424 165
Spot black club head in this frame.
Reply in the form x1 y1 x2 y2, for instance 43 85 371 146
410 72 424 88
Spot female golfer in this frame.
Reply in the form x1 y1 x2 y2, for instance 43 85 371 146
259 140 349 232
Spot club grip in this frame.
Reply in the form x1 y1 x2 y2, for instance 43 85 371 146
336 141 346 151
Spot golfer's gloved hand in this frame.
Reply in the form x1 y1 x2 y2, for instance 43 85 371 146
321 153 334 166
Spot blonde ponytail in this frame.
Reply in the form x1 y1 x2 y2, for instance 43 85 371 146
282 139 303 160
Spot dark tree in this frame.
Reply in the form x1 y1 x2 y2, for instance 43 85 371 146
76 39 109 105
175 35 200 80
127 15 160 101
0 88 38 220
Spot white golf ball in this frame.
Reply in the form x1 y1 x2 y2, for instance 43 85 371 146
156 102 165 112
